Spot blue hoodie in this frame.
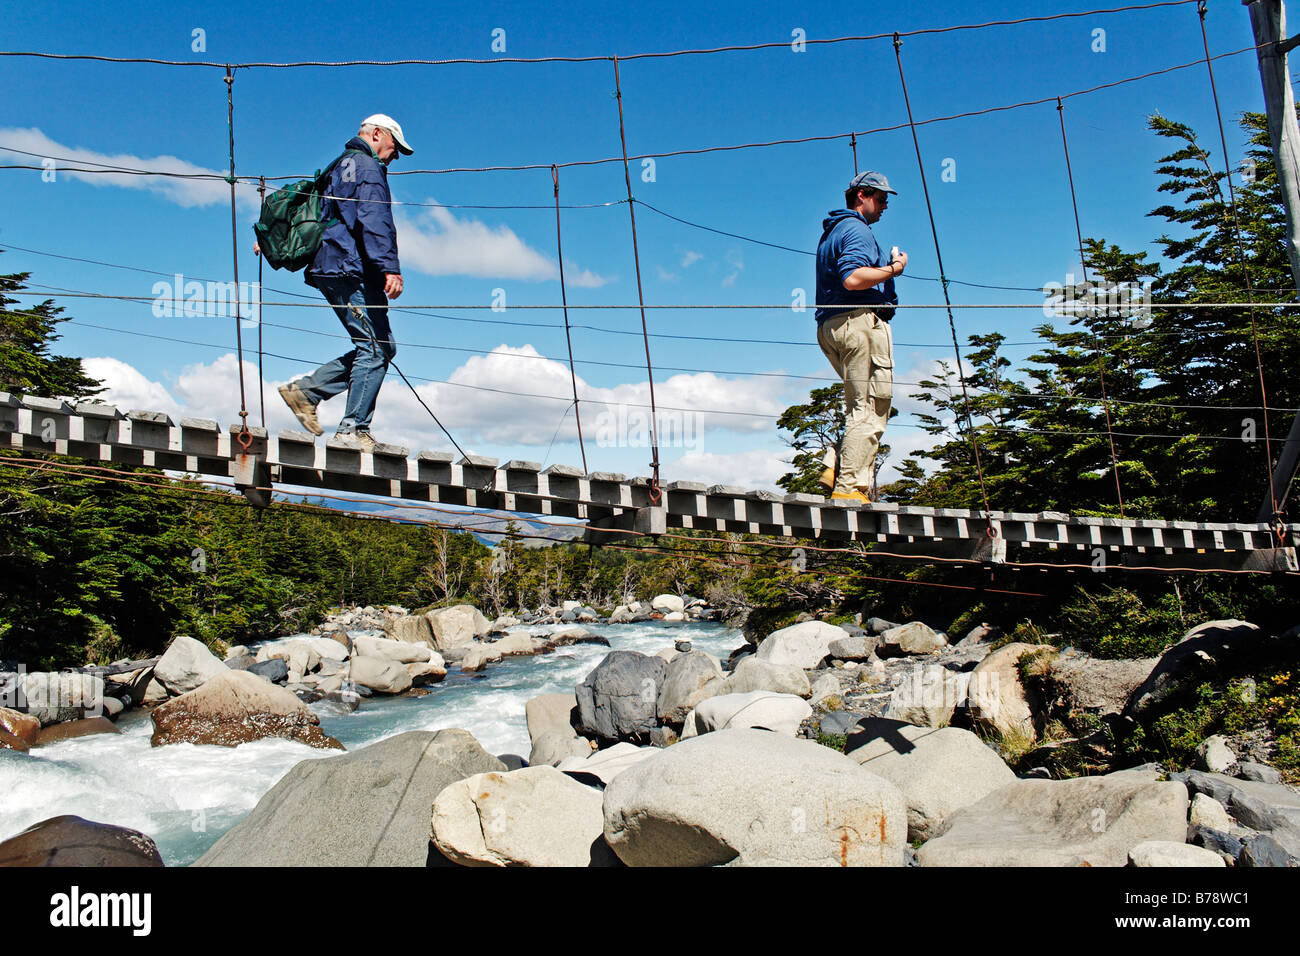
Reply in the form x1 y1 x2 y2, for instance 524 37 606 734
814 208 896 323
305 136 402 287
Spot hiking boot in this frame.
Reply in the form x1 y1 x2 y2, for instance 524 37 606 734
830 489 872 505
333 429 378 452
818 466 836 490
278 382 322 436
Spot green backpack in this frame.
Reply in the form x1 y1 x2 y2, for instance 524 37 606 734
252 149 365 272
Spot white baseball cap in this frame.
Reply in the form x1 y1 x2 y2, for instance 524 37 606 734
361 113 414 155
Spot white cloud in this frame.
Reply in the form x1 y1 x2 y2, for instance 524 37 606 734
680 250 703 268
0 127 260 210
721 248 744 287
82 357 181 416
665 447 790 491
655 264 678 282
395 206 610 286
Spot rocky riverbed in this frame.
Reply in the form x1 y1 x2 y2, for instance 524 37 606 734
1 601 1297 867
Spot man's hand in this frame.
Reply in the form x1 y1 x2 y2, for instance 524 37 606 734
253 241 261 257
890 251 908 275
385 273 404 299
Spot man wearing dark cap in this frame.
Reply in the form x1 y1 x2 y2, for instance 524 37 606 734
813 170 907 503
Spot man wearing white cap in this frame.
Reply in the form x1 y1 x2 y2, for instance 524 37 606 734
277 114 415 451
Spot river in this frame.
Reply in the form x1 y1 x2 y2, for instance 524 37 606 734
0 619 744 865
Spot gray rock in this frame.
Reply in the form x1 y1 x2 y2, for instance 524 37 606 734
755 621 849 670
348 656 412 695
246 659 289 684
1128 840 1225 867
886 664 970 728
383 614 434 646
879 622 947 656
687 690 812 738
967 642 1046 743
153 635 228 696
1191 825 1245 865
1238 761 1282 784
865 617 899 635
425 605 491 653
0 815 163 866
1044 652 1157 718
819 711 862 736
1124 620 1263 718
196 730 505 866
918 775 1189 867
656 651 725 726
828 635 879 661
848 720 1016 842
723 655 812 698
432 765 619 867
602 727 907 866
556 741 657 786
525 693 578 745
1198 735 1238 774
574 651 667 745
530 729 593 767
1189 792 1232 831
1239 831 1300 867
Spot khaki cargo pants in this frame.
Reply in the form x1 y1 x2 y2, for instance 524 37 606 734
816 308 893 495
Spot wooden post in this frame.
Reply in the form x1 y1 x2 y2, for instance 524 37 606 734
1245 0 1300 518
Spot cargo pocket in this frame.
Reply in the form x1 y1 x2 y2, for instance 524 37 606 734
867 314 894 401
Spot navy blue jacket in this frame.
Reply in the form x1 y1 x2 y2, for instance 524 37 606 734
814 209 896 323
305 137 401 286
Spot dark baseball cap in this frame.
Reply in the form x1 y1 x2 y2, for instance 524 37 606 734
848 170 897 194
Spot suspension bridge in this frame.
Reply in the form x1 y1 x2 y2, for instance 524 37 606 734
3 0 1299 578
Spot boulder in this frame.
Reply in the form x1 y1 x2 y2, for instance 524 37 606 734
1190 792 1233 831
432 765 618 867
602 728 906 866
688 691 812 737
755 621 849 670
348 656 413 695
405 660 448 686
353 635 434 664
492 631 544 657
459 643 498 673
828 634 879 661
846 719 1015 842
19 672 107 725
197 730 505 866
1042 652 1157 718
530 730 593 767
879 622 947 656
1238 761 1282 784
246 659 288 684
0 816 163 867
255 640 321 683
808 673 841 708
425 605 491 652
153 635 227 696
886 664 970 728
1125 620 1264 718
1198 735 1238 774
966 642 1045 743
35 717 121 746
150 670 341 750
383 614 435 646
918 776 1189 867
723 656 811 698
1128 840 1225 867
656 651 726 725
650 594 685 614
491 615 520 632
550 629 610 648
574 651 667 745
556 742 657 786
0 707 40 747
526 693 578 744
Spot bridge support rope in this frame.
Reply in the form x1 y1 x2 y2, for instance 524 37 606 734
551 165 589 474
1056 96 1126 516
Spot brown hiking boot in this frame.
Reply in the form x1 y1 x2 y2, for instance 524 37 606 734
278 382 322 436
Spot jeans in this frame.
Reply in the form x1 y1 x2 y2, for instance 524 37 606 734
817 308 894 494
296 274 396 433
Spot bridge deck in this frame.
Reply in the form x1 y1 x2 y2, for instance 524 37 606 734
2 394 1296 571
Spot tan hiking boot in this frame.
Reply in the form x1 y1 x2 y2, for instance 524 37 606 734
819 466 836 490
333 429 378 452
278 382 322 436
830 489 872 504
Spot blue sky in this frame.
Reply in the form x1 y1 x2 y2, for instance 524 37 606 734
0 0 1273 489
